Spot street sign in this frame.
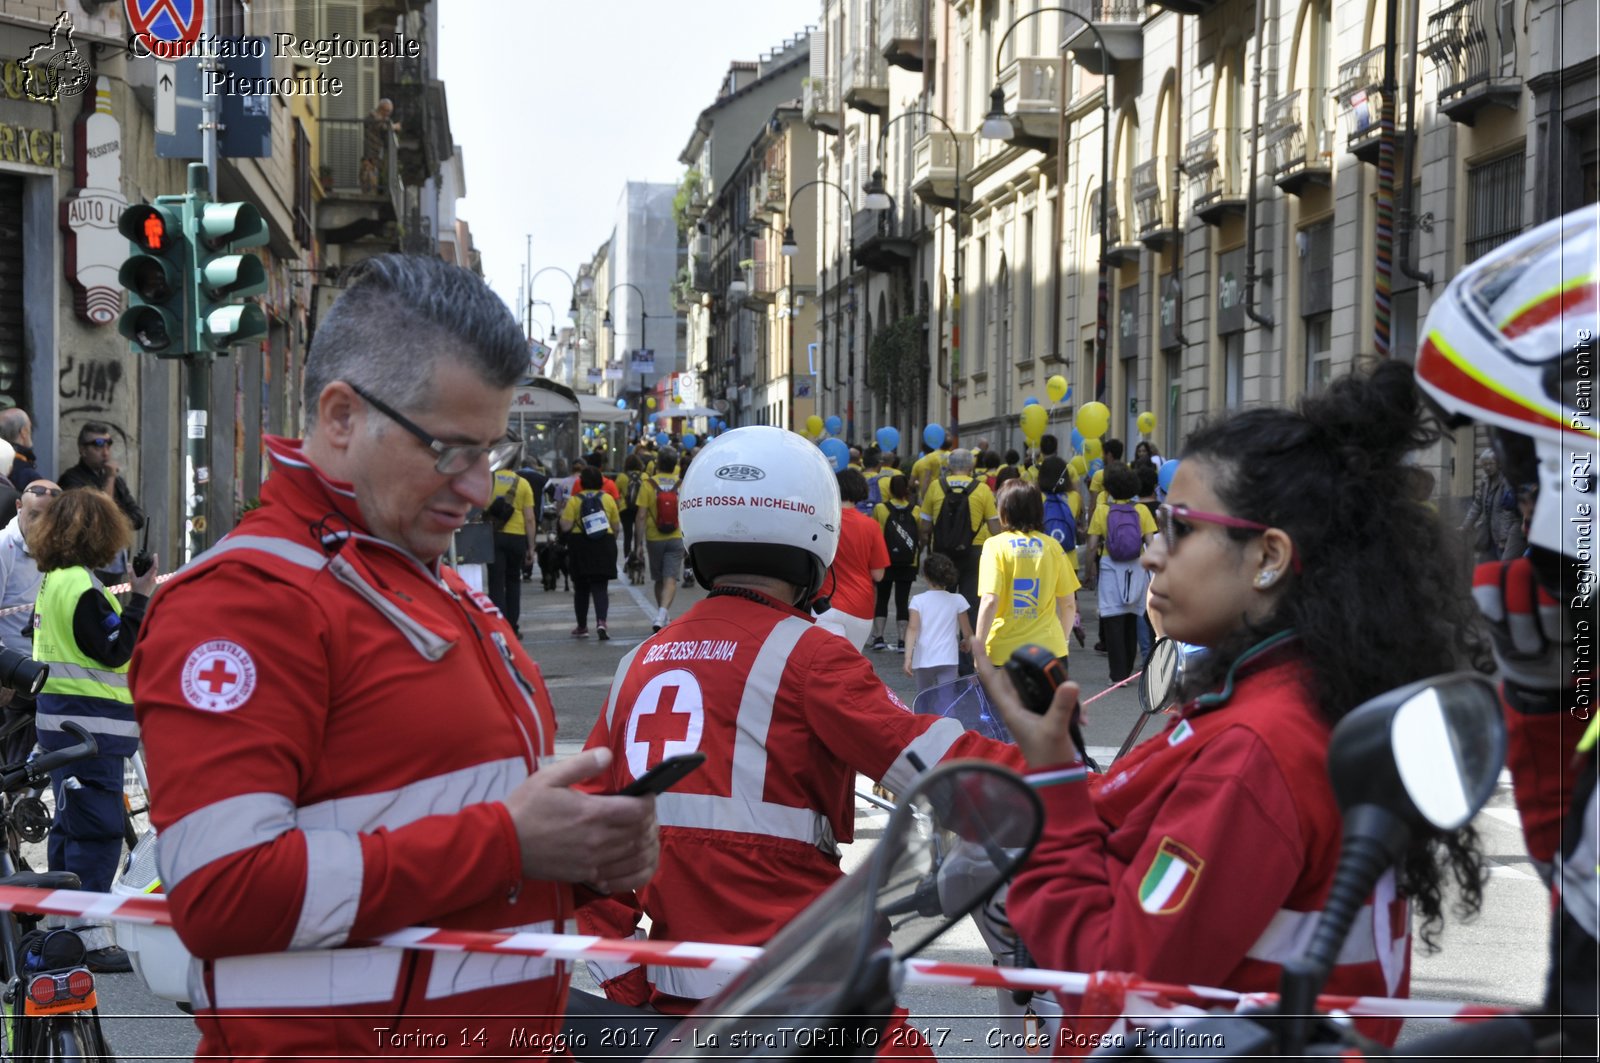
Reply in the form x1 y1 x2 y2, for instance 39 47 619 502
155 61 176 135
154 59 201 159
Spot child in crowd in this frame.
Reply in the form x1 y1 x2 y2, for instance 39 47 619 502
903 552 975 693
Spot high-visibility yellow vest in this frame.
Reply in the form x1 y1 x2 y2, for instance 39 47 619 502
33 566 131 704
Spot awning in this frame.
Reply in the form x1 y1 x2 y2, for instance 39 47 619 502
578 395 635 423
661 405 718 419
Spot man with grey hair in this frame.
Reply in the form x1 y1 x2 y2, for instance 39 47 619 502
0 407 42 492
131 255 659 1059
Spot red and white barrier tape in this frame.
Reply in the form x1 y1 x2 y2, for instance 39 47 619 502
0 883 1509 1022
0 572 177 619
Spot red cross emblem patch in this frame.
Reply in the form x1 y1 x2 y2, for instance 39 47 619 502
181 639 257 713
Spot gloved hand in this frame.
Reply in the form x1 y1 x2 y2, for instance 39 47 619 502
1472 557 1566 713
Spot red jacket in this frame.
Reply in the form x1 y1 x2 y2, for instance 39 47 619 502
1009 645 1411 1050
578 589 1023 1009
828 508 891 619
130 436 569 1061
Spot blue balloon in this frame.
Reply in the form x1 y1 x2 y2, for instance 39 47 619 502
1158 458 1179 493
615 398 627 409
1089 458 1104 478
1063 385 1073 404
824 414 844 436
875 425 900 453
1023 397 1039 407
819 437 850 472
656 432 671 447
682 433 698 450
923 424 945 450
1071 428 1085 452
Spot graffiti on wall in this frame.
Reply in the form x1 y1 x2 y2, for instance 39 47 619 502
58 353 124 414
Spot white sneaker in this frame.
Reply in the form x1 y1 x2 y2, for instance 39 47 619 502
657 607 669 628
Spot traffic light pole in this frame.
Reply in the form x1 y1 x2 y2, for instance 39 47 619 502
184 164 212 564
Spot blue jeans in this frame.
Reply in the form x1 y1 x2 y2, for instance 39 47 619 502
48 753 126 894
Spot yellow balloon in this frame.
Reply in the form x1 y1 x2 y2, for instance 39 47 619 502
1046 375 1069 404
1083 437 1103 461
645 398 656 409
1020 404 1048 438
1068 456 1088 478
1137 411 1157 435
805 414 824 437
1075 401 1110 439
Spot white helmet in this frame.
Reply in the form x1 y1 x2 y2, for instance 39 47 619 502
1415 204 1598 569
680 426 841 599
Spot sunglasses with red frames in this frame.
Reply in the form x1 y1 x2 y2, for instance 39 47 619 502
1156 503 1303 573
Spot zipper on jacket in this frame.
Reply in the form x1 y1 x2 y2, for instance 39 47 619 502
489 631 543 763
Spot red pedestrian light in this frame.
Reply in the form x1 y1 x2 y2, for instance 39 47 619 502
142 212 165 252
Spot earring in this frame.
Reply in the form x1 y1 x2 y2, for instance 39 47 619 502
1256 571 1278 588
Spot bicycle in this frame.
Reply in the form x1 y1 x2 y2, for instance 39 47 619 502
0 721 116 1061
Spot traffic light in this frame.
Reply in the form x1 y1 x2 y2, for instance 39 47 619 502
117 199 192 356
193 199 268 352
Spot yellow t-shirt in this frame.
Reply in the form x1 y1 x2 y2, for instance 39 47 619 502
635 474 684 541
920 474 999 547
561 489 622 536
1086 497 1159 557
615 471 635 509
490 469 535 537
911 449 951 497
978 531 1081 663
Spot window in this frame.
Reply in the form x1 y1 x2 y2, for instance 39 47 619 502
1164 348 1182 456
1305 313 1332 394
1465 152 1525 261
1021 213 1035 359
292 119 312 248
974 238 988 375
216 0 246 37
996 257 1012 371
1224 332 1245 408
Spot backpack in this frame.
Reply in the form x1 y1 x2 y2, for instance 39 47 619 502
625 472 642 511
931 475 977 556
1105 502 1144 562
883 504 918 567
1043 493 1077 550
861 474 884 515
653 477 679 534
486 475 516 526
578 492 611 540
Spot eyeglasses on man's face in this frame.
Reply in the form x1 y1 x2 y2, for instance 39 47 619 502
345 382 519 476
82 437 113 449
23 487 61 498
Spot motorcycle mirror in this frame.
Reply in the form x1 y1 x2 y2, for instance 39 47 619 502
1278 671 1506 1057
1328 671 1506 837
1115 639 1207 764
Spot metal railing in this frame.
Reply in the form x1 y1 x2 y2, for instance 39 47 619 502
1068 0 1146 21
876 0 924 51
1423 0 1517 103
318 118 401 218
1132 157 1169 233
803 77 839 129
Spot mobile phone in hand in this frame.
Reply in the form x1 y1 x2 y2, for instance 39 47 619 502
618 752 706 797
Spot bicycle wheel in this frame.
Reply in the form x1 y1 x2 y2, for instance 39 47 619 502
45 1017 90 1061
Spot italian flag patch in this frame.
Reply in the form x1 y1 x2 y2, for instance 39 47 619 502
1138 837 1204 914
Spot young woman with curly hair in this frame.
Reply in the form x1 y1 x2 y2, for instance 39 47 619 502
983 361 1487 1047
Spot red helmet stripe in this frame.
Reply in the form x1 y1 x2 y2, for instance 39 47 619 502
1417 332 1576 436
1498 275 1598 340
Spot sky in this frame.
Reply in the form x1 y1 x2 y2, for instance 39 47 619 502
438 1 819 326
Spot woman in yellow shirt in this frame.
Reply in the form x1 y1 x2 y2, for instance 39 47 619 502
559 466 622 640
974 480 1080 666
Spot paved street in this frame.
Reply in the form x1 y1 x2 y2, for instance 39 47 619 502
87 566 1548 1060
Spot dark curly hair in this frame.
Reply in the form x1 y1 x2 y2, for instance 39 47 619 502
1176 360 1489 948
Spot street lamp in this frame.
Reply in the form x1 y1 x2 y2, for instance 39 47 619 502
868 108 967 438
781 178 854 435
982 6 1113 377
603 282 648 438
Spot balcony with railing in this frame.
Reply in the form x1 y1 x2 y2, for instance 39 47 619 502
1149 0 1220 13
877 0 926 71
1422 0 1521 124
851 206 917 273
1132 157 1177 249
1182 129 1245 226
743 259 784 306
804 76 841 135
912 129 972 210
842 40 889 115
317 118 401 245
995 56 1062 145
1335 46 1398 165
1265 89 1333 194
1063 2 1146 76
1104 199 1140 264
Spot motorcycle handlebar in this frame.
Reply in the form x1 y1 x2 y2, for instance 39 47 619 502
0 722 98 793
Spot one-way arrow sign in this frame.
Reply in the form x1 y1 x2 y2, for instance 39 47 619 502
155 61 176 135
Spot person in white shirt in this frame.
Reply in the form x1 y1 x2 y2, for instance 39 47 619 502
0 479 59 761
902 552 975 694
